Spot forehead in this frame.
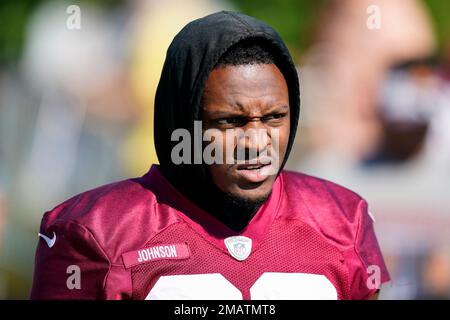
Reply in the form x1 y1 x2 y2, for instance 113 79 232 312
202 64 289 112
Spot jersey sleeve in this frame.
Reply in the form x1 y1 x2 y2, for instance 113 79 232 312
30 213 111 299
346 200 390 299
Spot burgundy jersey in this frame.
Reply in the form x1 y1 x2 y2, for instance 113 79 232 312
30 165 389 300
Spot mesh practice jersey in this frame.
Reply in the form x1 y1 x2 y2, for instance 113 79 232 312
30 165 390 300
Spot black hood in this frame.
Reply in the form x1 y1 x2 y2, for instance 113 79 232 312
154 11 300 215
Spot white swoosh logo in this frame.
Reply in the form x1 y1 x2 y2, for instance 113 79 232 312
38 232 56 248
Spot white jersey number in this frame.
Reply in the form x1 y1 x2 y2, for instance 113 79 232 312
145 272 337 300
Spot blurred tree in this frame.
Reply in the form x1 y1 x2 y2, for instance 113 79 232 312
227 0 325 61
424 0 450 53
0 0 43 64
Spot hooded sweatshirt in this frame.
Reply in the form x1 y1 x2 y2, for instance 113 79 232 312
153 11 300 230
31 11 389 300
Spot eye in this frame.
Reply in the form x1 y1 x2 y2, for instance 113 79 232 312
261 113 287 122
216 117 247 126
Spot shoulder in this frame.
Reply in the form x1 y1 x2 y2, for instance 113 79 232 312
279 170 370 247
42 178 154 227
39 172 180 263
281 170 365 216
280 170 390 298
282 170 363 198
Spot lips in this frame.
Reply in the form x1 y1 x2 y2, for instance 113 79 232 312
236 160 275 183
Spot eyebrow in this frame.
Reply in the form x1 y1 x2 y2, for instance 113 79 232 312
205 104 289 119
271 104 289 111
233 102 288 112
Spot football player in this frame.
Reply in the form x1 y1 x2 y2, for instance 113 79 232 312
30 11 389 300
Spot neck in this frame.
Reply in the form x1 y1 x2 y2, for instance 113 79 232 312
160 165 269 232
203 184 269 232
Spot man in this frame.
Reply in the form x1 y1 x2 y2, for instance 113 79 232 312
30 11 389 299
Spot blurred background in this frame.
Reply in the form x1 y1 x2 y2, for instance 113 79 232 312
0 0 449 299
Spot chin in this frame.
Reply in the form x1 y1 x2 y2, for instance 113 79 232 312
230 178 275 202
208 164 277 202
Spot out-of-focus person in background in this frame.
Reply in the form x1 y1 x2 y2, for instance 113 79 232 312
19 1 138 216
0 0 138 298
122 0 228 174
288 0 435 166
285 0 450 299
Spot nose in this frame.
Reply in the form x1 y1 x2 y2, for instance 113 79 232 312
234 123 270 162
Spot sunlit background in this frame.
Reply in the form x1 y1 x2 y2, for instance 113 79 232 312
0 0 449 299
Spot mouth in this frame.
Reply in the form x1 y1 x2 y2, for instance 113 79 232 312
235 161 275 183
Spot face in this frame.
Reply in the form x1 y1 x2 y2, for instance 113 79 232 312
201 63 290 201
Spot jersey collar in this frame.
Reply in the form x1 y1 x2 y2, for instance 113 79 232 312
141 164 284 255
